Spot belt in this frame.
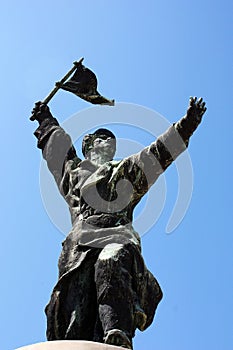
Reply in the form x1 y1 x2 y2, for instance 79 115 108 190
81 213 131 228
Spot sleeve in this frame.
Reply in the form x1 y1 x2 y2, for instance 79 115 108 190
34 117 81 196
123 114 199 202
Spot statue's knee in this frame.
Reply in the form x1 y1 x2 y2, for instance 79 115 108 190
98 243 124 261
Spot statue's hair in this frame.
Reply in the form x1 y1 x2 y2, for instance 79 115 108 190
82 128 116 157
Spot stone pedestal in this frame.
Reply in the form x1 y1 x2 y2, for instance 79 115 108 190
15 340 125 350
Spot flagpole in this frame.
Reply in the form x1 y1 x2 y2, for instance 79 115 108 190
30 57 84 121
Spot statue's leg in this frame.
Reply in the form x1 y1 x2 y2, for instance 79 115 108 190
94 243 138 348
46 249 101 341
63 258 97 340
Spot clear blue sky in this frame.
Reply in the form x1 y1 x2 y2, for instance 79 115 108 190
1 1 232 349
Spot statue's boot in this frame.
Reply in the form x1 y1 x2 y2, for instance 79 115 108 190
104 328 132 349
98 302 134 348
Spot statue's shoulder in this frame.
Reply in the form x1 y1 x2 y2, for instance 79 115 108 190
110 160 122 167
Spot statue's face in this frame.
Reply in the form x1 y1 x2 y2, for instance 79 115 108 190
84 133 116 161
93 134 113 150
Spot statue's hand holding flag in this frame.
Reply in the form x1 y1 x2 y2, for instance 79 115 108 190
30 58 114 121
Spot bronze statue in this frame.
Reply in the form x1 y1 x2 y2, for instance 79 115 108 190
31 89 206 349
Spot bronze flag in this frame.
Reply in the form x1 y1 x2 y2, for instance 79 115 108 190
59 60 114 106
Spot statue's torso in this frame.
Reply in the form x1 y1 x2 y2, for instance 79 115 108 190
62 158 135 226
57 158 142 277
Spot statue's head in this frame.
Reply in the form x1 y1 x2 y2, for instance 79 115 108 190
82 128 116 161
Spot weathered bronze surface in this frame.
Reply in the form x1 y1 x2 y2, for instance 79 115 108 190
31 97 206 349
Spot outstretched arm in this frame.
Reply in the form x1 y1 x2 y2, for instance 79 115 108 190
31 102 81 193
148 96 206 177
123 97 206 201
151 97 206 173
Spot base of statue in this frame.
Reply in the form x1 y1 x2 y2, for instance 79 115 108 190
16 340 126 350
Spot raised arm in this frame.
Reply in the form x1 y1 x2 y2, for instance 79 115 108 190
148 96 207 172
31 102 81 194
123 97 206 202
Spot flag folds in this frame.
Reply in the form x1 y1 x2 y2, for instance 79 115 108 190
60 62 114 106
